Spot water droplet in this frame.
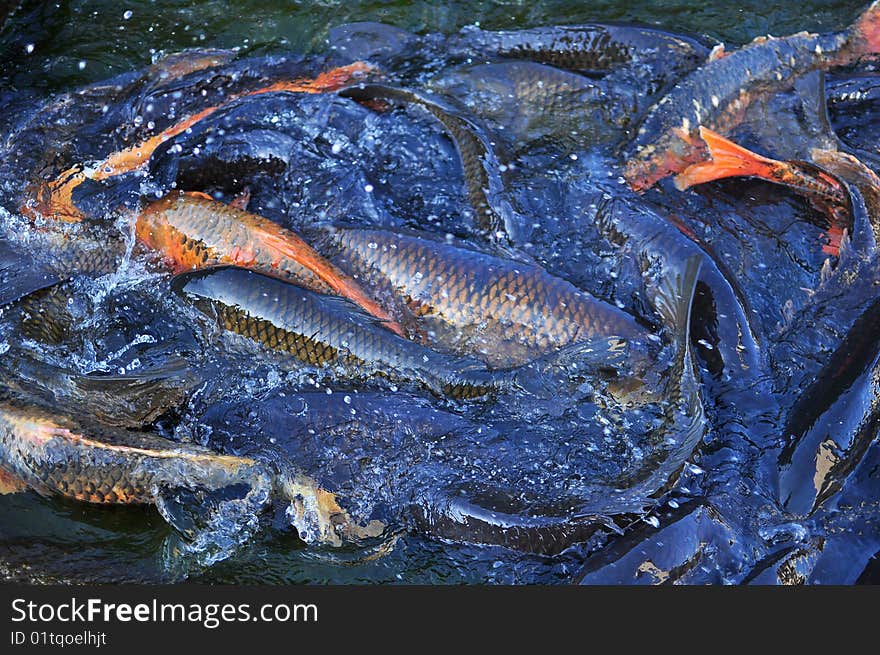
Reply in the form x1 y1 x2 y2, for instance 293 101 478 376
343 395 351 404
364 184 374 193
25 44 34 54
78 60 86 70
123 10 133 20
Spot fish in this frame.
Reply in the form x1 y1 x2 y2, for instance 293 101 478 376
338 83 523 244
431 61 624 150
777 292 880 517
21 62 373 224
593 195 762 376
0 390 382 547
314 225 649 369
0 396 262 506
136 191 403 334
198 389 680 555
449 23 710 81
172 266 504 399
624 1 880 193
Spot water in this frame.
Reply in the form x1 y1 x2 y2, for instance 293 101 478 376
1 1 879 584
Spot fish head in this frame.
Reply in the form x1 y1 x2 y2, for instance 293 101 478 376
171 265 248 319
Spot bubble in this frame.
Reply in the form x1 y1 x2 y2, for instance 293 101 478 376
364 184 374 193
123 10 133 19
25 44 34 54
78 60 87 70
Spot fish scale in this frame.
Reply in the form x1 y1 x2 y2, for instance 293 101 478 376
319 226 648 367
452 24 709 76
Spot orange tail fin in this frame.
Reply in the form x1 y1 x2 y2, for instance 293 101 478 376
674 127 778 190
822 224 845 257
21 166 88 222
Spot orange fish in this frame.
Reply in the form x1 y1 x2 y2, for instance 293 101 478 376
136 191 404 335
21 62 372 223
625 2 880 192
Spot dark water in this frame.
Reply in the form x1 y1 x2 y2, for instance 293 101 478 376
1 1 879 584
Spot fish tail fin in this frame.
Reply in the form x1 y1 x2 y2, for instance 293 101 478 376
674 127 779 190
647 253 702 414
652 254 702 362
853 1 880 57
655 255 706 478
21 166 88 223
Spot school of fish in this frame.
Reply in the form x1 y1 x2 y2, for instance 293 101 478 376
1 2 879 583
